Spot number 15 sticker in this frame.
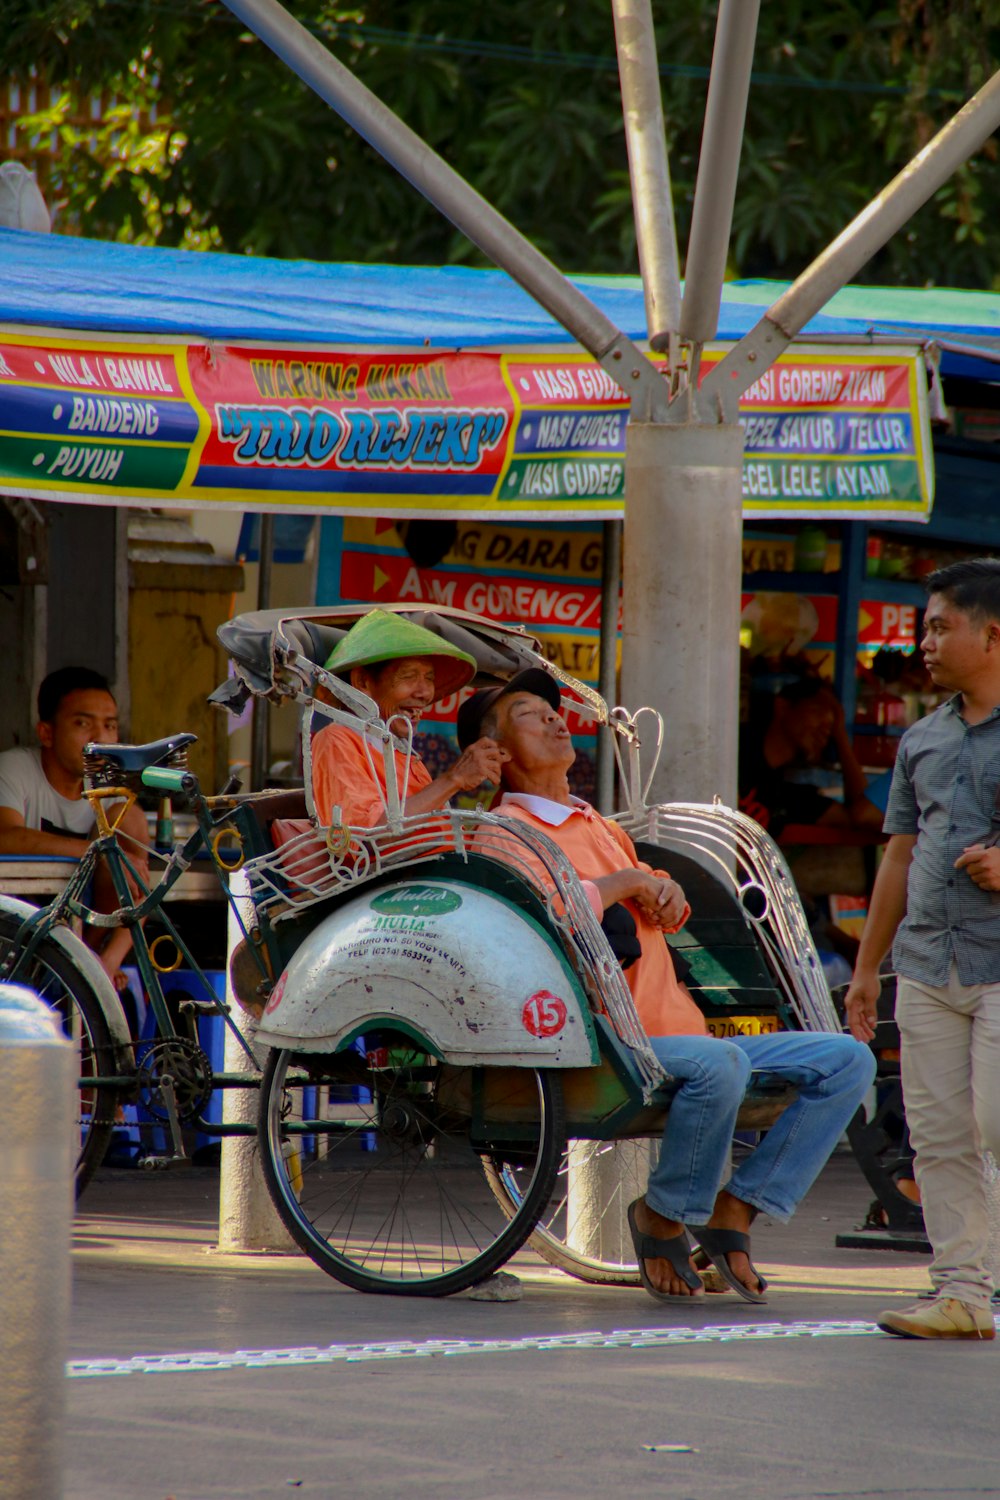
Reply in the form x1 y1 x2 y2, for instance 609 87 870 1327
521 990 568 1038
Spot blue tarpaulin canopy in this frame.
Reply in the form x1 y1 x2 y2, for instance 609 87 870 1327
1 227 1000 381
0 227 996 522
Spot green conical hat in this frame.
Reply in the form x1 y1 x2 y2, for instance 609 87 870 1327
323 609 477 702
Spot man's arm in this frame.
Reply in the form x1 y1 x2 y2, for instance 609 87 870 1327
313 725 503 826
394 738 504 818
590 867 689 931
0 805 89 857
844 832 916 1041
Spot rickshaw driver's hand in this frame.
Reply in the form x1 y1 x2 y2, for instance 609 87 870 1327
844 969 880 1043
447 737 504 792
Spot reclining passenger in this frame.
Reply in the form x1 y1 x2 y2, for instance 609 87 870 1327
458 668 875 1305
312 609 502 828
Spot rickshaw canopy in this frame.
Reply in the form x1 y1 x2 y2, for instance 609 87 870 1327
2 225 998 522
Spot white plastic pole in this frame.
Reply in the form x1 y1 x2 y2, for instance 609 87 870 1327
218 870 293 1252
0 985 75 1500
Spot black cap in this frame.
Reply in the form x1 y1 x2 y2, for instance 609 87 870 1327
456 667 562 750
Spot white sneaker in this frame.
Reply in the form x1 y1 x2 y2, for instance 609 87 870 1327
877 1297 996 1341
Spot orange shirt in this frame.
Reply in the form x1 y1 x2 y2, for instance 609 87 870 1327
312 722 432 828
490 795 708 1040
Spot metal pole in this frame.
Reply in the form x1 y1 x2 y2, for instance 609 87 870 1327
0 985 74 1500
218 869 293 1252
611 0 682 351
221 0 669 419
619 421 745 806
249 512 274 793
595 518 622 815
678 0 761 346
702 66 1000 406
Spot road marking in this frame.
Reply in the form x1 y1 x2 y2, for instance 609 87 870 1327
69 1318 896 1379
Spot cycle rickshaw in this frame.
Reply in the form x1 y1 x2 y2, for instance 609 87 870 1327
0 603 841 1296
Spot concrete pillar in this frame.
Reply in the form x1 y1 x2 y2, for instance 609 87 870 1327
0 985 75 1500
218 871 293 1252
619 421 745 807
566 1139 656 1265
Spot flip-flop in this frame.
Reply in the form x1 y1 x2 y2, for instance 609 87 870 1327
689 1226 768 1304
626 1199 704 1304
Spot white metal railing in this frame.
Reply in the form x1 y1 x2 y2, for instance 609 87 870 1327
616 800 840 1034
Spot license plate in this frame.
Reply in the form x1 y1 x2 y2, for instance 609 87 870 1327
705 1014 780 1038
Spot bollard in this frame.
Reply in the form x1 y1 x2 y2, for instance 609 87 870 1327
567 1139 656 1266
0 983 75 1500
218 870 293 1252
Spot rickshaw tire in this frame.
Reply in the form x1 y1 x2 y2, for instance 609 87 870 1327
257 1045 566 1297
483 1139 650 1285
0 910 119 1196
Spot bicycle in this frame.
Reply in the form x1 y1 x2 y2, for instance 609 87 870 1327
0 732 300 1192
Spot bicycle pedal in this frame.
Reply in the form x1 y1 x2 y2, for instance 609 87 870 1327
140 1154 192 1171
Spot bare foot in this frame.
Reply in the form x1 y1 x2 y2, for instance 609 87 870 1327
703 1190 762 1296
632 1197 703 1298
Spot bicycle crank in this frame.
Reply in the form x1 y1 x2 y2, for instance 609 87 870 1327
134 1037 214 1168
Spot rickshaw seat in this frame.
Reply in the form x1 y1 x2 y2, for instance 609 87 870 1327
634 840 791 1027
229 787 310 859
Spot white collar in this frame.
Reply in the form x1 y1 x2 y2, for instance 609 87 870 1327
499 791 590 827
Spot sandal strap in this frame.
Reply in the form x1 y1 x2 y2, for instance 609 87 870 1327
690 1224 768 1293
691 1226 751 1257
631 1229 702 1291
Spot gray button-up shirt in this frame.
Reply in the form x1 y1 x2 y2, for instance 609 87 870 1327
884 695 1000 985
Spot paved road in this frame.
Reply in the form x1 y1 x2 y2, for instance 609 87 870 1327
65 1153 998 1500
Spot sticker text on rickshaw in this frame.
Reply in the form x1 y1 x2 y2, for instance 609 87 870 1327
521 991 568 1039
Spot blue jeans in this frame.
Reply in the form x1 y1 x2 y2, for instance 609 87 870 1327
644 1030 875 1224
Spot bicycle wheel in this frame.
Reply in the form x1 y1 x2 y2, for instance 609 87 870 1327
0 910 120 1194
483 1138 660 1285
258 1035 565 1296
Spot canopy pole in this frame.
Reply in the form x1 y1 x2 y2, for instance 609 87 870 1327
611 0 682 353
595 518 622 815
702 65 1000 408
249 513 274 792
221 0 670 420
679 0 761 347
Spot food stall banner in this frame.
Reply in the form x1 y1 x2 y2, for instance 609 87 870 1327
0 330 932 521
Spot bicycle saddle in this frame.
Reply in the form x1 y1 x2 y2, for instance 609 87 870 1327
84 733 197 774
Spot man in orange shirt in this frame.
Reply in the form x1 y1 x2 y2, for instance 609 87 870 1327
458 669 874 1306
312 609 502 828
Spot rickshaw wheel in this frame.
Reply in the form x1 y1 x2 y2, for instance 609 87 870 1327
0 910 119 1196
483 1138 658 1285
258 1036 566 1296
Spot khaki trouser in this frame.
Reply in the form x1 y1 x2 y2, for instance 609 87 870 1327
897 966 1000 1310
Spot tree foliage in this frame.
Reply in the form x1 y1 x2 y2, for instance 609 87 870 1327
3 0 1000 287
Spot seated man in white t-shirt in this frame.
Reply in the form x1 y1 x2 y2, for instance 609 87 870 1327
0 666 149 979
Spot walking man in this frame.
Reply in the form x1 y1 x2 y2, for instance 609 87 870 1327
847 559 1000 1341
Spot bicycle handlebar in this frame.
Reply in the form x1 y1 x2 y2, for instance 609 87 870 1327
141 766 197 795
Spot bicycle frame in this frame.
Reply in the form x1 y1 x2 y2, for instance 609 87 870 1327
0 762 275 1167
